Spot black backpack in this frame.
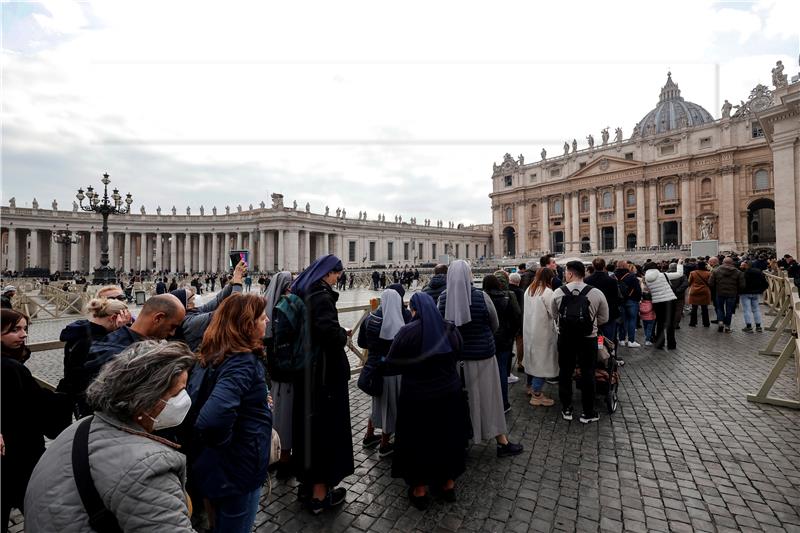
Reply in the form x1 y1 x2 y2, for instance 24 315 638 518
617 273 633 303
558 285 594 337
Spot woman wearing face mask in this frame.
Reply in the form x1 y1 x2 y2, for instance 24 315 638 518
192 293 273 533
23 340 196 532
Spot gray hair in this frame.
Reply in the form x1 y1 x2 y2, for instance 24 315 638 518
509 273 521 284
86 340 196 423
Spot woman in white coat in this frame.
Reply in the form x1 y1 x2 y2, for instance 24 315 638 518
522 268 559 407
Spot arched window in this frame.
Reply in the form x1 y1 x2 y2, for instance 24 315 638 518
753 169 769 191
626 189 636 207
701 178 712 196
553 199 562 214
602 191 612 209
581 196 589 213
664 182 677 200
505 207 513 221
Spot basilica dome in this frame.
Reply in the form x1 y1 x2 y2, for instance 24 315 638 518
634 72 714 136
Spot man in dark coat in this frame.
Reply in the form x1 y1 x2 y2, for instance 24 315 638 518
423 264 448 304
372 270 380 290
585 258 620 344
155 278 167 295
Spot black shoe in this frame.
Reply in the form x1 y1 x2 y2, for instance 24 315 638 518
442 488 456 503
562 406 574 421
718 325 724 332
308 487 347 515
362 434 381 449
497 441 524 457
297 484 310 502
756 325 763 332
688 323 697 327
378 442 394 458
517 364 525 372
724 327 732 333
503 405 511 414
275 461 293 480
408 487 430 510
742 325 753 333
579 412 600 424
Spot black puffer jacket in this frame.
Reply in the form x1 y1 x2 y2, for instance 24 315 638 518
423 274 447 305
742 267 768 294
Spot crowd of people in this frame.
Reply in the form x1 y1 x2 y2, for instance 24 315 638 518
0 249 796 531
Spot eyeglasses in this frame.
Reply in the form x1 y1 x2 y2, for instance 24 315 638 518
110 295 127 301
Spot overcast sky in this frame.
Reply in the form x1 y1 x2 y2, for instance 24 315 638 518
2 1 798 225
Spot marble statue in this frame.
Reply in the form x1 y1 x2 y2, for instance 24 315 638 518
140 205 146 215
304 202 309 213
772 60 787 88
237 204 242 213
51 199 57 210
200 205 205 215
292 200 297 210
493 162 498 172
699 215 714 240
171 206 177 215
342 208 346 218
586 134 594 148
336 207 341 217
259 201 265 209
325 206 329 216
363 211 367 220
563 142 569 155
721 99 732 118
156 206 162 215
225 206 230 215
632 122 641 137
186 206 191 215
518 154 524 165
601 128 609 145
32 198 39 209
541 148 547 160
395 215 399 223
248 204 253 211
8 197 15 208
72 201 78 212
271 193 284 209
212 206 217 215
358 211 363 220
571 139 577 153
614 127 623 144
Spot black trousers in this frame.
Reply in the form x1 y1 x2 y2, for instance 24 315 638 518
653 301 676 349
689 305 710 327
558 335 596 415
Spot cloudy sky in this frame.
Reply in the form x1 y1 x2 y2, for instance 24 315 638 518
2 1 798 225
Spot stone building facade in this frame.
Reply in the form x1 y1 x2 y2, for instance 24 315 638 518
489 70 798 258
1 194 491 274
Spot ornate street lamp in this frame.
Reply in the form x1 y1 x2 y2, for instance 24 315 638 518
76 172 133 284
52 224 82 244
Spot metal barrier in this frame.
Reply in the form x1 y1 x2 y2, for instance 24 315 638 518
747 272 800 409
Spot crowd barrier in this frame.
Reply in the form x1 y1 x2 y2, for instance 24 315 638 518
747 272 800 409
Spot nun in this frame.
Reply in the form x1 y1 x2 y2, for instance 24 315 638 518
385 292 468 509
356 287 410 457
437 260 523 457
290 255 354 514
263 271 294 478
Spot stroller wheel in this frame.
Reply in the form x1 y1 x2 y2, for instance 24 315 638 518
607 392 618 413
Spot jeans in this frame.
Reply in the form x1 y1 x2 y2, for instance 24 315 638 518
496 349 511 410
212 488 261 533
689 305 710 327
619 300 639 342
526 375 545 393
642 320 655 341
557 335 596 415
740 294 762 326
715 296 737 327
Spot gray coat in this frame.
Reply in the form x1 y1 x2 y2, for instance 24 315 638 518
24 413 193 532
182 282 243 350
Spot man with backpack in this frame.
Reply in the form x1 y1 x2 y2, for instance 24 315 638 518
551 261 609 424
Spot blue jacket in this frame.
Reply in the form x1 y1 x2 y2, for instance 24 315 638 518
84 327 145 379
191 352 272 499
437 287 495 360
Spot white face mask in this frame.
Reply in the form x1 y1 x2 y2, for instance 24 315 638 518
150 389 192 430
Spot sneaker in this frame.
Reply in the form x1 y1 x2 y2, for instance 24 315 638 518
724 327 732 333
742 325 753 333
529 393 555 407
362 434 381 449
579 412 600 424
507 374 520 384
503 405 512 414
496 441 524 457
619 340 628 347
308 487 347 515
546 377 560 385
645 341 653 346
562 407 574 421
756 325 763 332
378 442 394 458
627 341 641 348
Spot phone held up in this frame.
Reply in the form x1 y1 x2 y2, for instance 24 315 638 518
229 250 249 270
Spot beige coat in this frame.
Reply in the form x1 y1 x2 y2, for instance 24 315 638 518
522 287 559 378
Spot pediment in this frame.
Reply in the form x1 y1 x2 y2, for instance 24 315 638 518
569 155 644 179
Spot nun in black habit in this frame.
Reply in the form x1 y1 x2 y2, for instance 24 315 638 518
290 254 354 514
385 292 469 510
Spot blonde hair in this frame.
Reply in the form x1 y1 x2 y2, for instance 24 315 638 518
97 285 122 297
86 297 128 318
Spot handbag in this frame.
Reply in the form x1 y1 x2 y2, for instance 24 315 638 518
269 428 281 466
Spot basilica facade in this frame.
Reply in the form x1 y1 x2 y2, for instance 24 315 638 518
489 70 798 258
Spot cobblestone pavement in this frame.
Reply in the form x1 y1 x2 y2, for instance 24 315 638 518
16 299 800 533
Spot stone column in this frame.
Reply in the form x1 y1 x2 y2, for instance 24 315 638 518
29 229 39 268
49 235 59 273
184 233 192 273
636 182 646 249
155 233 163 272
516 202 527 257
236 232 243 250
210 233 219 273
169 233 177 273
492 206 502 258
303 231 311 267
123 232 131 272
139 233 147 271
680 176 693 245
197 233 205 272
108 232 116 269
286 230 299 272
571 193 580 250
589 190 598 253
277 230 285 270
70 237 80 272
615 186 625 251
648 180 659 247
89 231 97 271
6 228 16 271
540 199 549 253
772 136 799 257
719 166 736 249
563 194 572 252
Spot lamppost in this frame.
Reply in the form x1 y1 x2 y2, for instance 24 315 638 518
52 224 82 245
76 173 133 284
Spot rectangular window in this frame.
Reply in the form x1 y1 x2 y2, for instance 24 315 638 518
624 152 634 160
403 242 409 261
549 168 561 178
419 243 423 260
483 245 487 258
504 175 513 187
579 162 587 169
475 244 479 258
369 241 376 262
582 217 589 223
465 244 469 258
664 208 676 215
387 242 393 261
660 145 676 156
348 241 356 263
432 243 437 259
627 212 636 219
752 122 764 138
699 137 711 148
529 173 537 182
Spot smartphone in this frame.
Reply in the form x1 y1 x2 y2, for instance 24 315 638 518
229 250 249 268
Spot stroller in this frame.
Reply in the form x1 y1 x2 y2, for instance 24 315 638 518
574 336 621 414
